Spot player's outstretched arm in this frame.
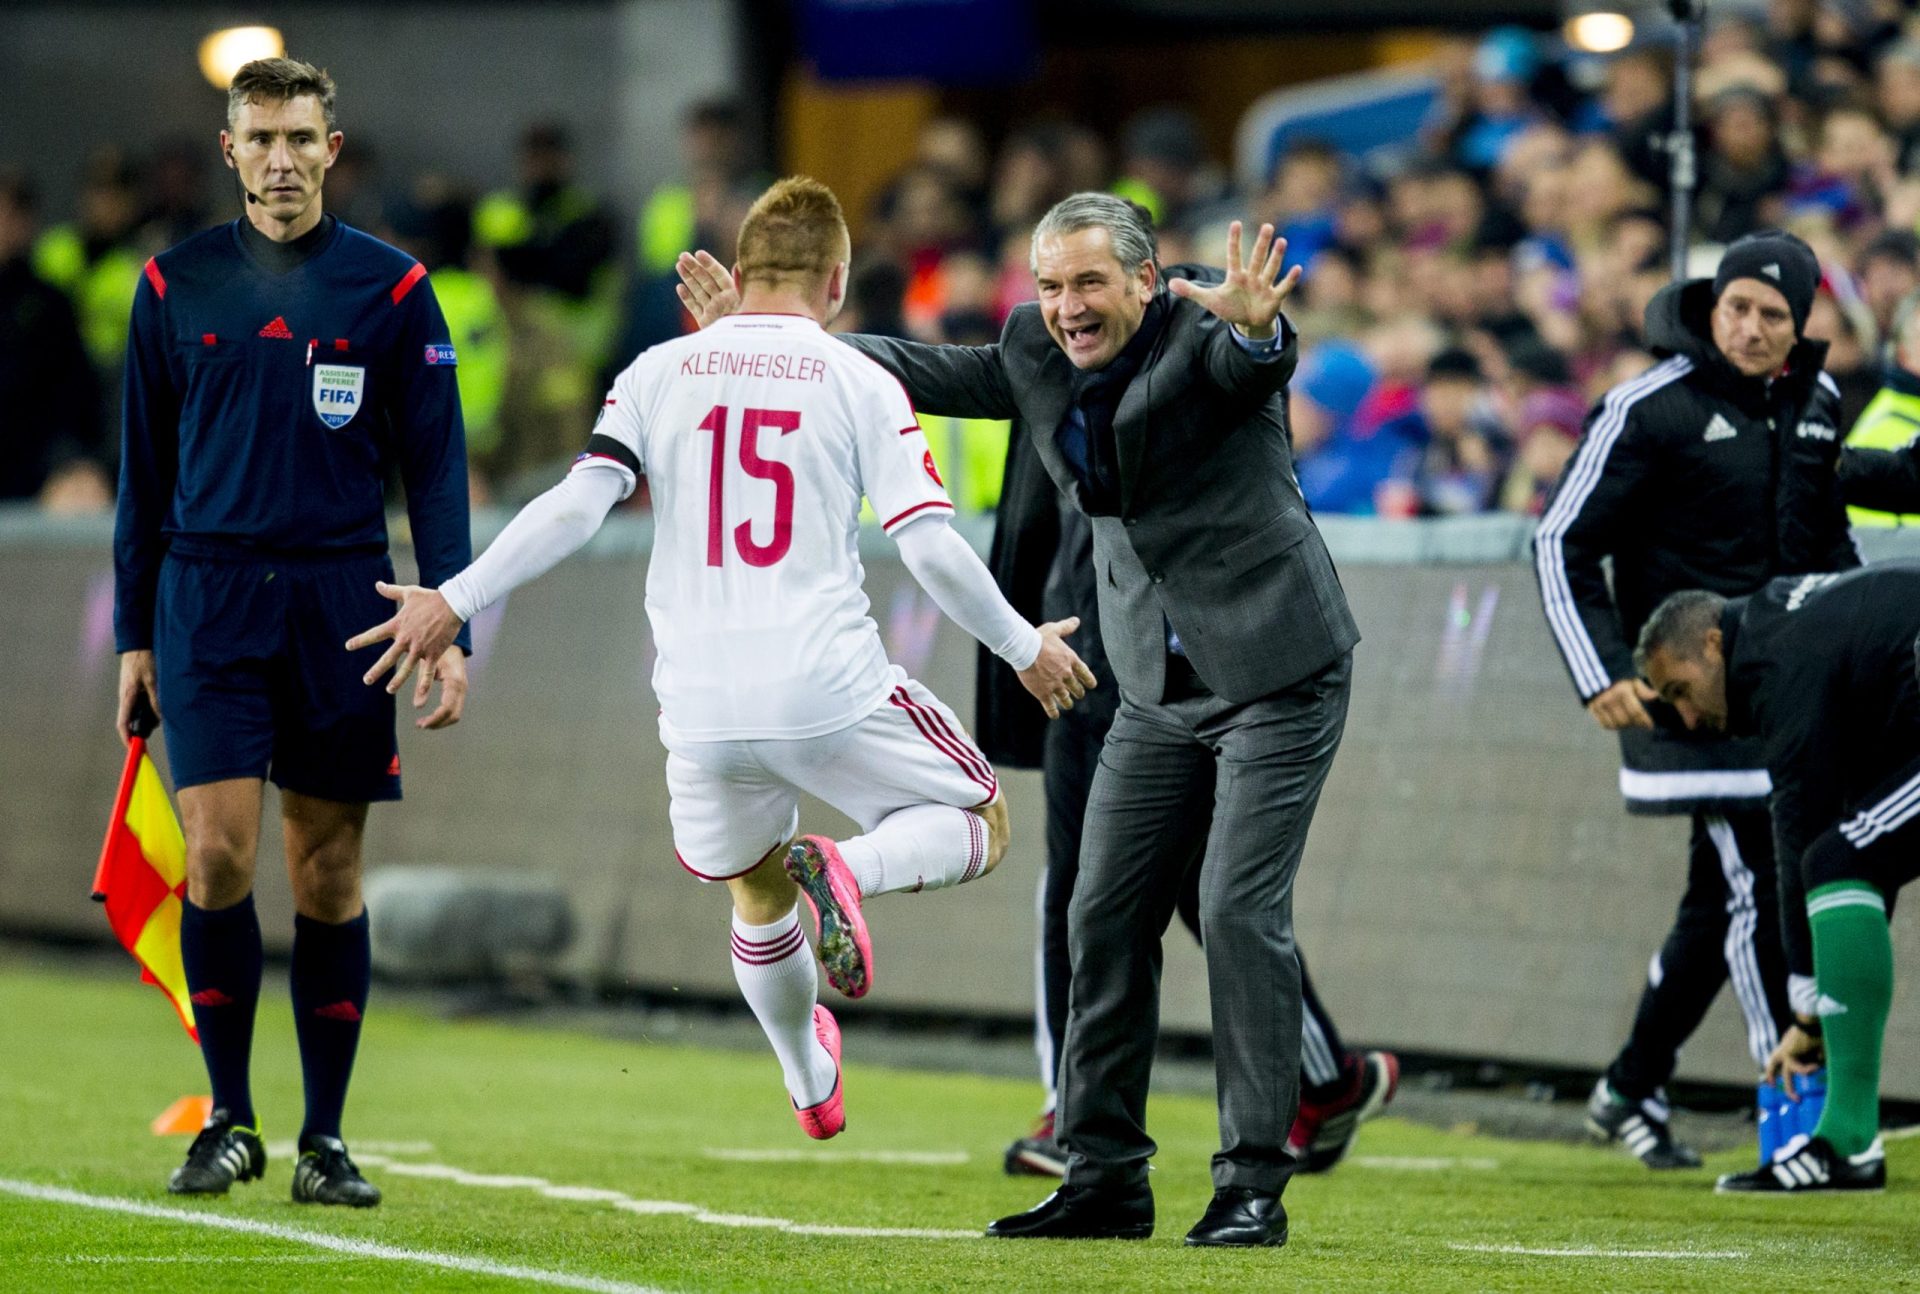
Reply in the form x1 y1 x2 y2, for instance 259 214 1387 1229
347 465 629 723
1017 620 1097 721
893 515 1095 719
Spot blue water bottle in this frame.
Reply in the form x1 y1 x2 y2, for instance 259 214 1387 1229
1757 1068 1829 1165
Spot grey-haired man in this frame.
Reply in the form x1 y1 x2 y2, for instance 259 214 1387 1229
681 194 1355 1247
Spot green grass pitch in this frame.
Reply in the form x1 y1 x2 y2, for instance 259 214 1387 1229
2 956 1916 1292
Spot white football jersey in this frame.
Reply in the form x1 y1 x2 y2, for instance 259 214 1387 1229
582 313 953 742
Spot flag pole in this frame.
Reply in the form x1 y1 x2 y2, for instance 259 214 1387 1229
1667 0 1703 280
93 694 160 901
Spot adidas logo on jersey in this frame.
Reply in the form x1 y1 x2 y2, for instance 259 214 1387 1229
1796 420 1837 441
259 316 294 339
1703 413 1739 442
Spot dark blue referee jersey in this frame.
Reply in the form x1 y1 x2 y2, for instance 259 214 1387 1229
113 213 471 800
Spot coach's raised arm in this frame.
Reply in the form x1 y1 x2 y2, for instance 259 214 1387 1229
684 196 1356 1248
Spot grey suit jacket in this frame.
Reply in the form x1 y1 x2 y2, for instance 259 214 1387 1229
846 295 1359 705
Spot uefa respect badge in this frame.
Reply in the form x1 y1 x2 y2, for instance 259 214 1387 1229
313 364 365 429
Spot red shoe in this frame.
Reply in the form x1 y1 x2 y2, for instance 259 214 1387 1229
786 836 874 999
1288 1050 1399 1173
792 1005 845 1140
1003 1110 1067 1177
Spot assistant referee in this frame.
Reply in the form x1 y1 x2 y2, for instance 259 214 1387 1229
114 58 471 1206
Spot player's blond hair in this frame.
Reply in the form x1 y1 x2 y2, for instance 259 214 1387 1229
735 177 848 290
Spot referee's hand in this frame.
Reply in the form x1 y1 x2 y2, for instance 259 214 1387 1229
1586 678 1657 731
114 649 162 747
1017 617 1098 720
347 582 470 729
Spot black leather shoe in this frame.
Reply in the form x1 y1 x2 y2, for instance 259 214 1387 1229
1184 1187 1287 1248
986 1183 1154 1240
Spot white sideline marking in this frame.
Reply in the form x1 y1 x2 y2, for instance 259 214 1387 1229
613 1200 701 1216
703 1148 969 1165
266 1140 433 1158
786 1223 983 1239
54 1255 341 1264
1883 1124 1920 1142
0 1179 669 1293
380 1161 548 1188
1450 1242 1748 1260
259 1148 982 1242
1351 1156 1499 1171
543 1187 635 1204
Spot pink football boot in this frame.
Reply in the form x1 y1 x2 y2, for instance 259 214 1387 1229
785 835 874 998
792 1005 845 1140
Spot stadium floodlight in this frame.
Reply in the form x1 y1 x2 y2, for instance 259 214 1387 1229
197 26 286 89
1563 11 1636 53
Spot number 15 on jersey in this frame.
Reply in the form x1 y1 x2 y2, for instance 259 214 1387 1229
698 404 800 568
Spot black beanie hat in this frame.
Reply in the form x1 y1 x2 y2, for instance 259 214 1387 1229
1713 230 1820 336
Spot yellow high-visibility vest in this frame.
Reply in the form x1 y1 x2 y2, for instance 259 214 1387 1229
1845 382 1920 528
33 225 141 370
637 184 696 276
430 267 509 456
862 414 1010 522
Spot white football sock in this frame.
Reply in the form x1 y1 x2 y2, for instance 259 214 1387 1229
838 804 988 898
730 907 836 1108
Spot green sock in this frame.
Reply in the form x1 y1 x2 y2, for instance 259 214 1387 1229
1806 881 1892 1157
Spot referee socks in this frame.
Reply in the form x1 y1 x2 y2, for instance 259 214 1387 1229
290 909 372 1143
180 894 264 1131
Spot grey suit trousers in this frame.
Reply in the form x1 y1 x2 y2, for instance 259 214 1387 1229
1060 651 1351 1195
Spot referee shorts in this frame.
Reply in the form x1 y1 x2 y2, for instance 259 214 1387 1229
154 550 402 803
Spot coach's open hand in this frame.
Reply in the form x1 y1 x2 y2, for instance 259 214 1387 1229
1017 617 1098 720
674 250 741 329
346 582 469 729
1167 221 1300 341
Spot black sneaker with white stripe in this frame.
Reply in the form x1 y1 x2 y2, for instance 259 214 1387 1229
1584 1079 1702 1169
1716 1137 1886 1194
291 1134 382 1207
166 1110 266 1195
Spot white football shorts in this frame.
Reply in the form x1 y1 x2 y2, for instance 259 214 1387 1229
665 668 1000 881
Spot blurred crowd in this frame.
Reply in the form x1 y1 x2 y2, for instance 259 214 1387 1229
10 0 1920 519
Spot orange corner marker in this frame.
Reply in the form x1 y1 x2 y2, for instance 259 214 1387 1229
151 1095 212 1136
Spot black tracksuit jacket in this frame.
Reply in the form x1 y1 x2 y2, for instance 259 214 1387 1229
1724 563 1920 976
1536 278 1860 708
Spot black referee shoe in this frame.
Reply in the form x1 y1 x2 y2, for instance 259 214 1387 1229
1716 1137 1885 1194
166 1110 266 1195
1585 1079 1701 1169
291 1134 382 1207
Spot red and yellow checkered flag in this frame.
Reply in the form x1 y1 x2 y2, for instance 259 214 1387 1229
90 700 196 1041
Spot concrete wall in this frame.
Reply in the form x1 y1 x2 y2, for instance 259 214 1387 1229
5 512 1915 1095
